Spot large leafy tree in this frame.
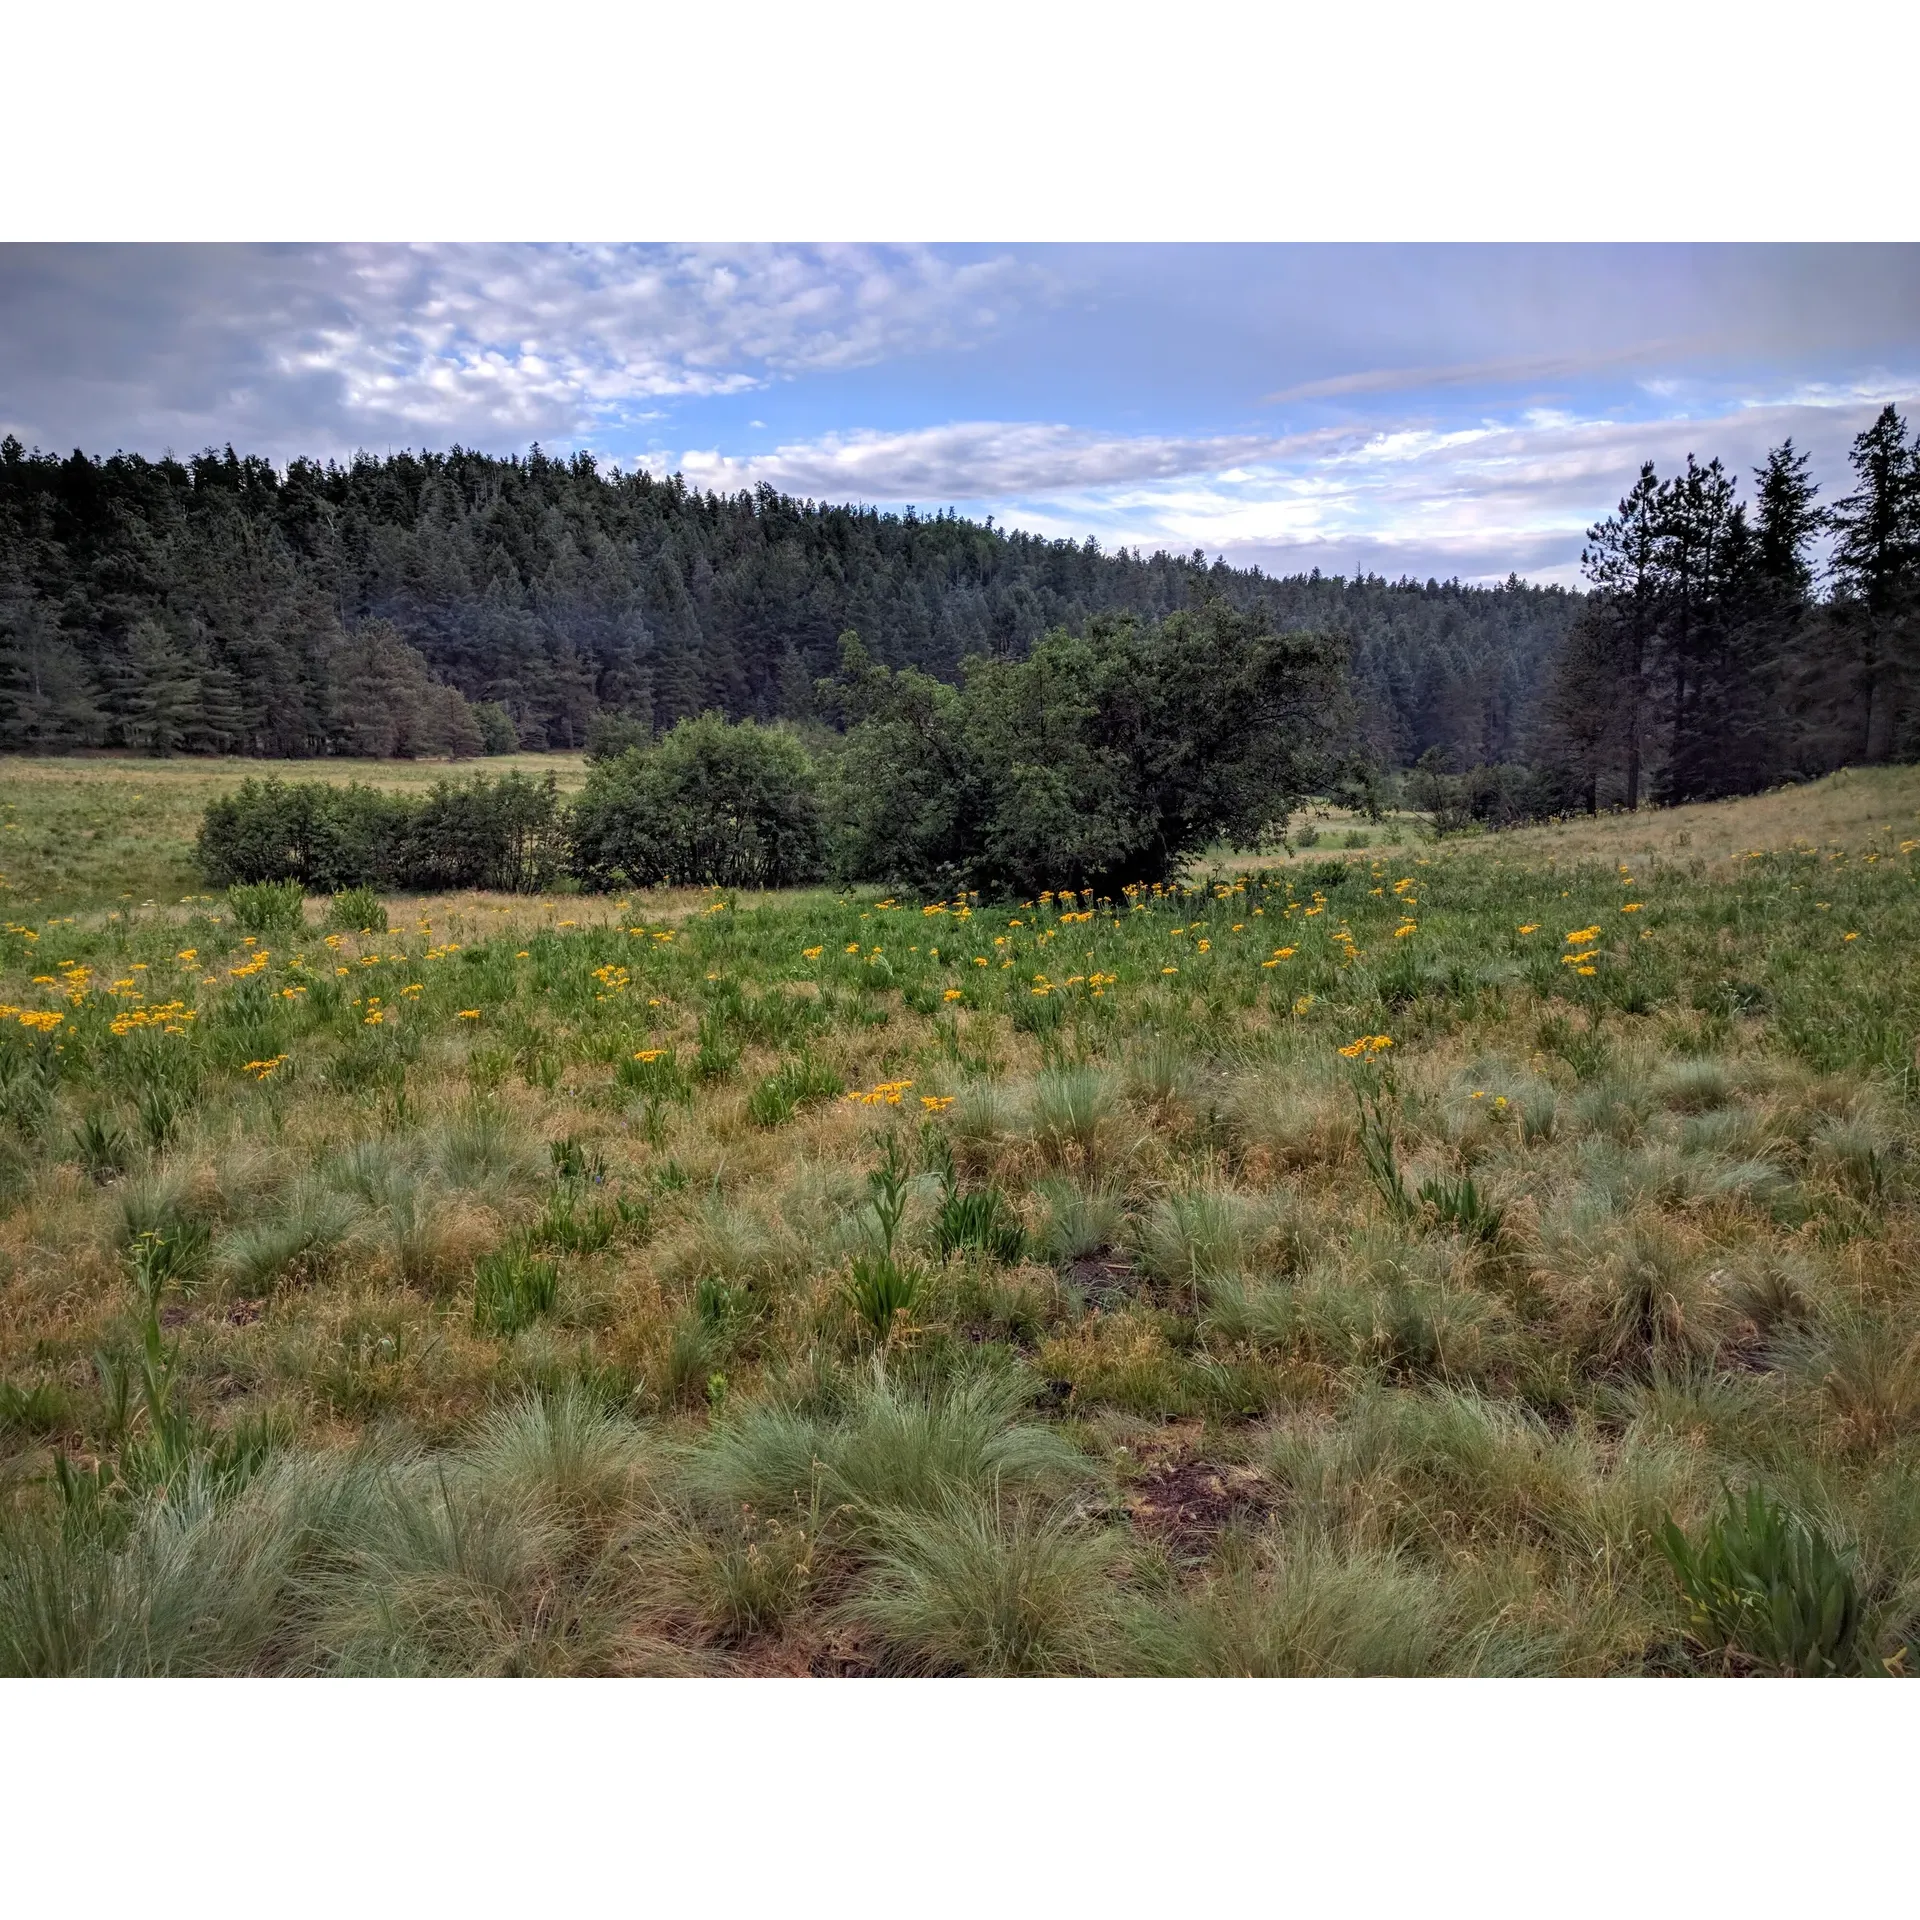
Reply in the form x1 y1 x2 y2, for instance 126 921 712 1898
852 602 1349 897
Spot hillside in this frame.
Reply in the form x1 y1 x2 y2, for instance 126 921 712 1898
0 438 1576 762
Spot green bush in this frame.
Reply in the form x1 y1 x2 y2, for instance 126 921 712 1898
570 713 826 890
198 774 566 893
327 886 387 933
225 879 305 936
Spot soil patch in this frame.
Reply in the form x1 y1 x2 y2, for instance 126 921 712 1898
1125 1457 1271 1557
1065 1247 1140 1307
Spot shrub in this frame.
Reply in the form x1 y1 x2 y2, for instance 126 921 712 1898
1659 1486 1864 1675
570 713 826 890
327 886 387 933
198 774 565 892
226 880 305 936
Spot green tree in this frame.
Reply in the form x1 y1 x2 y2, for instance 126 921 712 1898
570 712 827 889
1579 464 1665 808
1827 405 1918 760
960 603 1346 896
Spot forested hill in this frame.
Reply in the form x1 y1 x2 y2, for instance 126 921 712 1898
0 437 1576 761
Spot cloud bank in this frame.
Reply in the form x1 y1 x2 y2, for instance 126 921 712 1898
2 242 1916 586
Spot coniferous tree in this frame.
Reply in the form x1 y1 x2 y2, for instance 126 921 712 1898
1827 405 1919 760
1579 464 1665 807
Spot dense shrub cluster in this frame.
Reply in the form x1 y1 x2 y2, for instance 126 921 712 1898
571 714 827 890
198 772 568 894
197 606 1348 899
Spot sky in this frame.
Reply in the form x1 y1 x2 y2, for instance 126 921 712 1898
2 243 1917 587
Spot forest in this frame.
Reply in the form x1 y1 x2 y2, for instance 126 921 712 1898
0 432 1568 769
2 408 1916 831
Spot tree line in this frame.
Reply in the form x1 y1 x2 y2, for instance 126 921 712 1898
0 435 1570 768
1519 405 1919 816
199 603 1348 900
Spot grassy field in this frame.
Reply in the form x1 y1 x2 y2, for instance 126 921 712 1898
2 758 1919 1675
0 753 590 912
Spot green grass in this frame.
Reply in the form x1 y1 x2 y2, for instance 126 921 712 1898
0 752 588 913
2 761 1920 1673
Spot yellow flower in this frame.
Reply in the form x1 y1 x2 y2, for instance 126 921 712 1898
457 1009 481 1020
803 946 824 960
1843 931 1859 942
943 987 964 1002
845 942 861 954
1620 902 1642 913
1337 1033 1393 1058
919 1094 955 1113
1517 924 1538 935
1161 965 1178 975
633 1048 668 1062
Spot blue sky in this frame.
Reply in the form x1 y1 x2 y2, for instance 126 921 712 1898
3 243 1916 586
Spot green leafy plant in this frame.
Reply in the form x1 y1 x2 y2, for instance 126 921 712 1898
746 1054 844 1128
1659 1486 1864 1675
548 1135 608 1185
1418 1171 1505 1242
473 1243 561 1336
528 1187 616 1256
934 1184 1026 1264
694 1009 742 1083
326 885 387 932
0 1378 69 1437
930 1137 1025 1263
225 879 305 936
1355 1091 1413 1220
846 1252 920 1343
71 1112 129 1183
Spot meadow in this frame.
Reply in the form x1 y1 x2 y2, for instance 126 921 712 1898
2 757 1918 1675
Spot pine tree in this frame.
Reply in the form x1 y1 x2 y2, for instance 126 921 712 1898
1580 464 1664 807
1828 406 1918 760
1752 439 1823 602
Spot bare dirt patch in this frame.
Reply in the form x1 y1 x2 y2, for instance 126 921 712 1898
1124 1457 1271 1556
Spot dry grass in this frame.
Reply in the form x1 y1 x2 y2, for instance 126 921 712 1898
3 758 1920 1674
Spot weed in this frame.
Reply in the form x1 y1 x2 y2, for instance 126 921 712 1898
1418 1172 1505 1242
746 1054 843 1128
326 886 387 933
1660 1486 1864 1675
846 1255 920 1344
474 1244 561 1335
72 1111 129 1182
224 880 305 936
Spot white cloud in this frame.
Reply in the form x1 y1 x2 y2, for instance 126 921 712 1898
276 243 1035 437
675 421 1347 499
0 243 1038 457
679 384 1920 586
